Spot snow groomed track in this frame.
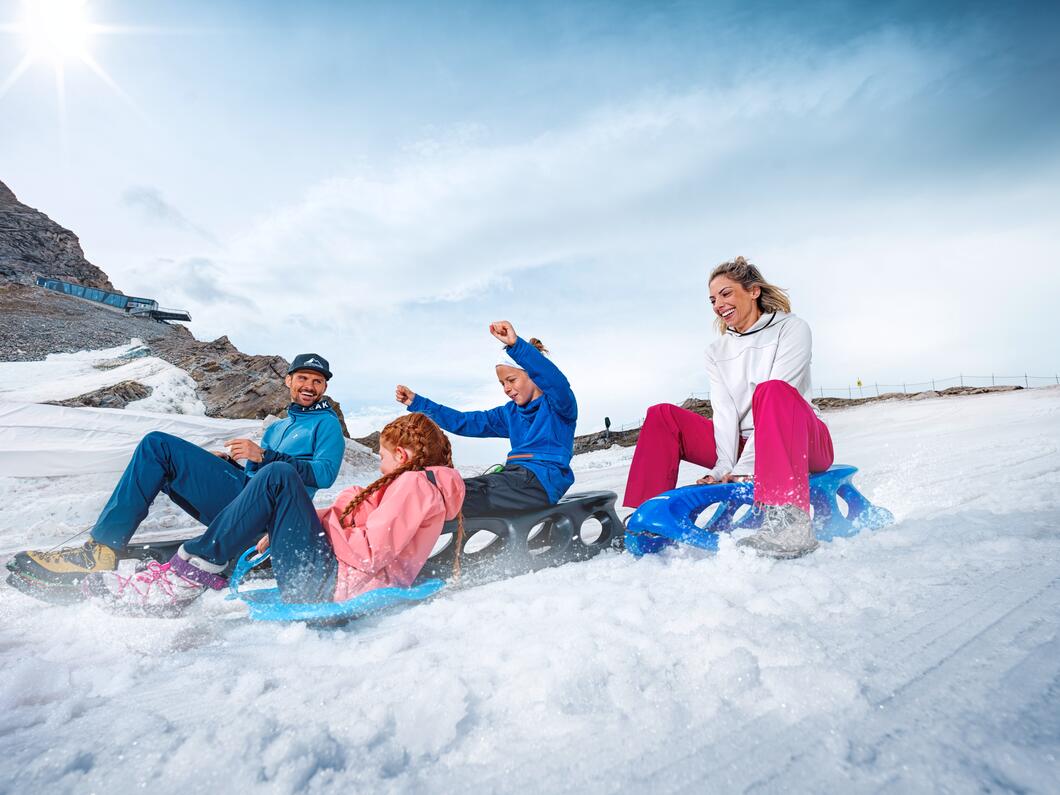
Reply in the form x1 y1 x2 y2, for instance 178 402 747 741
1 387 1058 792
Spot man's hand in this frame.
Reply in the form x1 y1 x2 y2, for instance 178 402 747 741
211 450 234 462
256 534 270 555
489 320 517 347
696 473 719 485
395 385 415 406
225 438 264 463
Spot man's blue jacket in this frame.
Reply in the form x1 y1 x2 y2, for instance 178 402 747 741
408 336 577 503
245 399 345 497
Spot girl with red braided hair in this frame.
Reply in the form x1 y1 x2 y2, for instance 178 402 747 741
82 413 465 616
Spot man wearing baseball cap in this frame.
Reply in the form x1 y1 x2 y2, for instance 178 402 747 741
8 353 346 591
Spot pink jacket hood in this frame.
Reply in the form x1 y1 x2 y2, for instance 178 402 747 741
320 466 465 602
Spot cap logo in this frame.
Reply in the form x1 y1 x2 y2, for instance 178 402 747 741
305 358 322 366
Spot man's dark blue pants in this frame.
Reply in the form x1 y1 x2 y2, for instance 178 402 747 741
91 431 249 550
184 462 337 603
90 433 336 602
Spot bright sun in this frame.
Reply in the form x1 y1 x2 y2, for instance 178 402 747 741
0 0 128 112
22 0 94 63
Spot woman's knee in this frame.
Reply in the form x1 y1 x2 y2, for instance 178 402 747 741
644 403 678 425
753 380 799 405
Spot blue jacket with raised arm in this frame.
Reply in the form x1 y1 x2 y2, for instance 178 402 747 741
407 336 577 503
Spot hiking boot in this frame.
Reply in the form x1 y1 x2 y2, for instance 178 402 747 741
7 540 119 585
81 547 227 617
736 504 819 559
6 568 94 605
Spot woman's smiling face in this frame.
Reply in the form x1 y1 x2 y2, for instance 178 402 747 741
709 275 761 333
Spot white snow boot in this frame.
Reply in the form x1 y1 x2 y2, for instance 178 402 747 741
737 504 819 559
81 545 227 617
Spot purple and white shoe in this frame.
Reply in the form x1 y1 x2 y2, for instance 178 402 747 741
82 547 227 617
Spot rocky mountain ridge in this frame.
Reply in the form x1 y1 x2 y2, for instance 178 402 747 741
0 180 115 290
0 179 350 434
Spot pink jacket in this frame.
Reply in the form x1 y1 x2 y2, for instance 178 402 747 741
320 466 465 602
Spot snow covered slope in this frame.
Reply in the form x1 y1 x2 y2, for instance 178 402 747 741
0 340 205 414
0 388 1058 793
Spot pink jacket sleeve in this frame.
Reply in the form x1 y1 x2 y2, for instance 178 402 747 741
329 473 443 574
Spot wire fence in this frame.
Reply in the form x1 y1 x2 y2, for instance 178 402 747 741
606 373 1059 432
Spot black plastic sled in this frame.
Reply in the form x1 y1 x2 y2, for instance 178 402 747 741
6 490 625 605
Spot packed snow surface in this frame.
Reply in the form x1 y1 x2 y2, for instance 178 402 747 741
0 340 205 414
1 388 1059 793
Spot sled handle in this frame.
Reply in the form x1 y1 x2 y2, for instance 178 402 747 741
227 546 271 600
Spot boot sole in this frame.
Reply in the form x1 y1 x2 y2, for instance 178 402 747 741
5 568 91 605
6 557 116 586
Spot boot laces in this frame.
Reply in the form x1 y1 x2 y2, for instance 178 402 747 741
37 543 94 566
113 561 193 602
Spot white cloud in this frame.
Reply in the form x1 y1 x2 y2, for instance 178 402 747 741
116 23 1060 442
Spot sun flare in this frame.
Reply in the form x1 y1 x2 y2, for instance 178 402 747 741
0 0 132 114
22 0 94 63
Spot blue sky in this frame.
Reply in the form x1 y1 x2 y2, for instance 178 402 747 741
2 0 1059 462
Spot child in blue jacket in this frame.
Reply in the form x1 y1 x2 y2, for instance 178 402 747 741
395 321 577 514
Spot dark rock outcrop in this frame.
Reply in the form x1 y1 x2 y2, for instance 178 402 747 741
0 179 116 290
353 431 381 454
0 179 352 432
148 333 291 420
46 380 152 409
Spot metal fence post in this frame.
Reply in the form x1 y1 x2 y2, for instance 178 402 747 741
875 382 879 397
992 373 995 386
903 383 907 393
1025 374 1029 388
960 373 964 387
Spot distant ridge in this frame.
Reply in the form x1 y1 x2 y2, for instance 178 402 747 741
0 179 116 291
0 178 350 434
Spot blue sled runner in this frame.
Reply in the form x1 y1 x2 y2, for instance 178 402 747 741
227 547 445 623
624 464 894 556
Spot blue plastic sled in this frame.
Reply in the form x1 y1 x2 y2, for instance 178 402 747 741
227 547 445 622
624 464 894 556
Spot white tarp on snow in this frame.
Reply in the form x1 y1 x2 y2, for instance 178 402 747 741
0 402 262 477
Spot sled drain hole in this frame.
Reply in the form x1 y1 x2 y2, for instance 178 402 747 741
527 520 548 543
579 517 604 545
464 530 501 554
528 519 554 555
428 533 455 558
694 503 724 529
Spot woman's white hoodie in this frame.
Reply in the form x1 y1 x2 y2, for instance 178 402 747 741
704 311 821 480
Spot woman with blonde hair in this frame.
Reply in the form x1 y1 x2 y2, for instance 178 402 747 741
623 256 833 559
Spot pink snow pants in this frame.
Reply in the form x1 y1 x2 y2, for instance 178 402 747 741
622 380 834 512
